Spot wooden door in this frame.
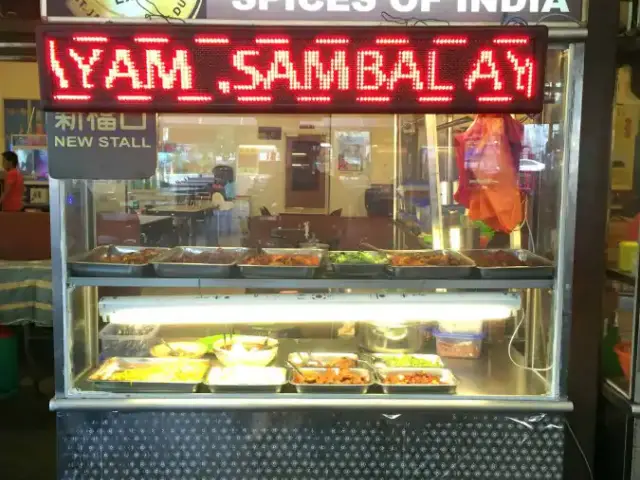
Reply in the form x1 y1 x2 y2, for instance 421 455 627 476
285 135 327 210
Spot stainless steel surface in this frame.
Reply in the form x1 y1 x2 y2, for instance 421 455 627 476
288 352 359 368
426 113 444 250
238 248 326 279
553 43 584 398
152 246 250 278
89 357 211 393
328 251 388 278
463 250 555 279
206 367 288 393
290 367 373 394
50 395 573 412
387 250 475 279
377 367 457 394
50 179 70 395
69 245 167 277
358 322 425 354
69 275 555 289
0 42 36 48
42 14 588 38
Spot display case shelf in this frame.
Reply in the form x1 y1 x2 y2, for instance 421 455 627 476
68 276 554 289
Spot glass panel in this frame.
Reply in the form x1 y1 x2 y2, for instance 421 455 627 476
602 65 640 399
62 49 570 400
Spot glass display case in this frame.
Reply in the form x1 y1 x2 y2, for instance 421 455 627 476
43 23 585 480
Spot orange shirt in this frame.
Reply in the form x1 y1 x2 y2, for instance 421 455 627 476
3 168 24 212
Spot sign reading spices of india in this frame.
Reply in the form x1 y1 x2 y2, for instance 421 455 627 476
44 0 582 23
46 112 157 179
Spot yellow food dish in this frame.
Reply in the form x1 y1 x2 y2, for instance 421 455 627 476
92 360 209 383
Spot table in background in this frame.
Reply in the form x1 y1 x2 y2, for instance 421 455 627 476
146 205 218 245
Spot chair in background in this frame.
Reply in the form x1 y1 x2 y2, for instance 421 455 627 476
260 206 272 217
211 193 235 238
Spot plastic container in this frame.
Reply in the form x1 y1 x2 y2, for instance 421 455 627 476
434 330 485 359
438 320 483 335
99 323 160 358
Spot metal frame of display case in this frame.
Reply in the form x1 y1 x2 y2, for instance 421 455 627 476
41 20 609 480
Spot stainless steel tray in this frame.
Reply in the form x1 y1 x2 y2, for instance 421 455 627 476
288 352 359 368
88 357 211 393
238 248 326 279
289 367 373 393
377 367 457 394
367 353 444 369
386 250 475 279
206 367 288 393
69 245 168 277
463 249 554 279
151 247 250 278
328 251 388 278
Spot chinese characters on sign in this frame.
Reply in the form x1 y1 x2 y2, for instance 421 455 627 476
46 112 157 179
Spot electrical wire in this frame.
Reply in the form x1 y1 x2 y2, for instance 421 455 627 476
501 14 528 26
380 12 450 27
507 309 553 372
536 13 582 26
564 419 595 480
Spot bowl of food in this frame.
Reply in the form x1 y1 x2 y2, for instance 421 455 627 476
150 341 208 358
212 335 279 367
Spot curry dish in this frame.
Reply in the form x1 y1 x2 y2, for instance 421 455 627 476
293 367 369 385
383 372 444 385
171 249 238 264
244 254 320 267
390 252 465 267
467 250 530 267
97 248 163 264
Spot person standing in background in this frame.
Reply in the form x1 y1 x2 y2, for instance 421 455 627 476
0 151 24 212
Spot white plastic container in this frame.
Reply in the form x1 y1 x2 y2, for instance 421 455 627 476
99 323 160 358
434 331 484 359
438 320 483 335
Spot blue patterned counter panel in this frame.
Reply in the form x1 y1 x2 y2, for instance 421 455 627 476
57 410 564 480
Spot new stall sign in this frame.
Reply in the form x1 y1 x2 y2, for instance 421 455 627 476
46 112 157 179
37 25 548 114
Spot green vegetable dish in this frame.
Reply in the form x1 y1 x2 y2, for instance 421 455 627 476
329 251 387 265
376 354 444 368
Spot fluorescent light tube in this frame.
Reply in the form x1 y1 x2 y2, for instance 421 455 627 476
100 292 521 325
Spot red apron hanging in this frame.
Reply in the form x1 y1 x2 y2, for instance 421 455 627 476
454 114 524 233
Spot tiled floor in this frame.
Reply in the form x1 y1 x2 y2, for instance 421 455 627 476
0 388 56 480
0 328 56 480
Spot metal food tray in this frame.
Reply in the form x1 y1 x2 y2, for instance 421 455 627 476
238 248 326 279
367 353 444 369
377 367 457 394
463 249 554 279
328 251 388 278
288 352 359 368
206 367 288 393
151 247 250 278
88 357 211 393
386 250 475 279
289 367 373 393
69 245 168 277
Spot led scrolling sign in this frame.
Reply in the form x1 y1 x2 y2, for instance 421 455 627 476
37 25 548 114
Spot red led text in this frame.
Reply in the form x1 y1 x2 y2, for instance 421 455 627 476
39 27 546 113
